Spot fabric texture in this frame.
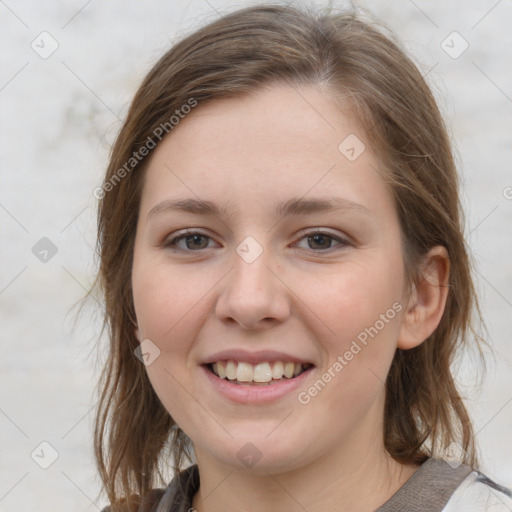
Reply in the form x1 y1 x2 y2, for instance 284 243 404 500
443 470 512 512
101 457 512 512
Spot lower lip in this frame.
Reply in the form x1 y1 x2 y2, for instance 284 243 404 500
201 365 315 404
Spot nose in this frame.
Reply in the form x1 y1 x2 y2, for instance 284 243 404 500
215 243 290 330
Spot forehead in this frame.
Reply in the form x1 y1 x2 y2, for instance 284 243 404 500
140 83 393 220
165 83 359 156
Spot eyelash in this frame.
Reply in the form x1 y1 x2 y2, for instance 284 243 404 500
164 229 351 254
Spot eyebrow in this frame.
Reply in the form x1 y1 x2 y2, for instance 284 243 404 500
146 196 373 222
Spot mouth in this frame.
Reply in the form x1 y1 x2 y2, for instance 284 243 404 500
204 360 314 386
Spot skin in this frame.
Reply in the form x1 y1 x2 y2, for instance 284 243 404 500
131 83 450 512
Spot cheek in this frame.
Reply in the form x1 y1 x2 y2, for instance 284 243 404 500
318 253 404 333
132 258 206 347
296 264 403 440
312 253 404 390
131 259 210 428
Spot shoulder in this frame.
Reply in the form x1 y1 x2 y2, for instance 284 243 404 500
443 469 512 511
376 457 511 512
100 464 199 512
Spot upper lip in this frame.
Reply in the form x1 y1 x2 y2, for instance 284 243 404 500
201 349 315 366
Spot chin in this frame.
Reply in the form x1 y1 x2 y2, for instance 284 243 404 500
199 435 313 475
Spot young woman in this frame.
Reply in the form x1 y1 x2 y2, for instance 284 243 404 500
91 3 512 511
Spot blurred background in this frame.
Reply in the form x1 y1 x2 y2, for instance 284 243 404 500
1 0 511 510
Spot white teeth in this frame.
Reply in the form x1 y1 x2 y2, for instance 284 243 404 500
236 362 253 382
253 362 272 382
225 360 237 380
272 361 284 379
210 360 310 382
216 361 226 379
283 362 295 378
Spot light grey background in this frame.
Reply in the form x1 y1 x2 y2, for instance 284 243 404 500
1 1 511 510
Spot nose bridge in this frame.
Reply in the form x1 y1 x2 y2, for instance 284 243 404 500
234 236 273 292
215 234 289 328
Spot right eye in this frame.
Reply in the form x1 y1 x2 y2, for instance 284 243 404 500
164 230 217 252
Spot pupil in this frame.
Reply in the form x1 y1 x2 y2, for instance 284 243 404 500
310 234 330 249
187 235 207 249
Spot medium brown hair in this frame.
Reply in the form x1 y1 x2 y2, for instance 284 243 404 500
89 3 487 510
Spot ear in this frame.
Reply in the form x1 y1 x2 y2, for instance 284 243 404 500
397 246 450 350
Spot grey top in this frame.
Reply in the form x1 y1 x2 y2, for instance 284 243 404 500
102 457 512 512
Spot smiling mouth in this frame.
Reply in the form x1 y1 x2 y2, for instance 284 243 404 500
205 360 314 386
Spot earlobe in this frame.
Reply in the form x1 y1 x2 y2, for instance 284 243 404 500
397 246 450 350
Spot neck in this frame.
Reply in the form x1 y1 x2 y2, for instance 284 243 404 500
191 411 419 512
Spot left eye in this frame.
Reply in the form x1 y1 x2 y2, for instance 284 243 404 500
164 230 349 252
295 231 348 251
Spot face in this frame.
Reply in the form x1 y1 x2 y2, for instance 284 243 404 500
131 83 409 474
